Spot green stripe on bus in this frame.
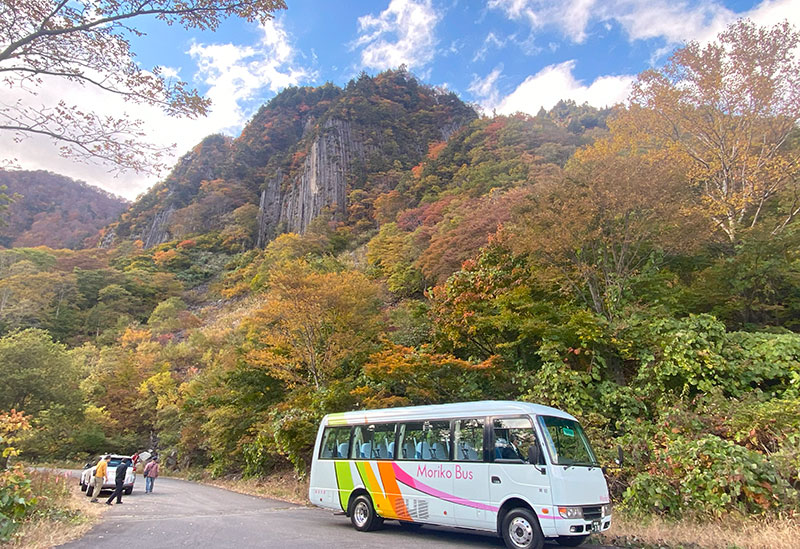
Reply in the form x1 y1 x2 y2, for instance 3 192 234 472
328 413 348 426
355 461 372 492
334 461 354 511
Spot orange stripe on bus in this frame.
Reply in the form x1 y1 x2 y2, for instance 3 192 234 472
357 462 396 519
377 461 411 521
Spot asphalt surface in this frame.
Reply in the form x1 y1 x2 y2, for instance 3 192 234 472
59 472 618 549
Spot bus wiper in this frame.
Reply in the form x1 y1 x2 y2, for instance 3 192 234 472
561 461 598 469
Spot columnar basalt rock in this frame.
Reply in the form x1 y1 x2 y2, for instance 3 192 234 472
279 119 361 234
141 206 175 248
256 169 283 248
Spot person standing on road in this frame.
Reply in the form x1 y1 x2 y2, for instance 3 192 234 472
89 455 110 502
143 457 159 493
106 457 131 505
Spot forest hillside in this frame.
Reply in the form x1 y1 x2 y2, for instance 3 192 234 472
1 22 799 535
0 170 127 249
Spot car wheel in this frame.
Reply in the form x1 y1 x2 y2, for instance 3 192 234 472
556 535 589 547
124 487 132 495
80 481 87 492
349 494 383 532
501 507 544 549
86 485 94 497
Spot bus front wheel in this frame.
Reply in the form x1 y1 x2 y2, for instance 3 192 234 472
349 494 383 532
501 508 544 549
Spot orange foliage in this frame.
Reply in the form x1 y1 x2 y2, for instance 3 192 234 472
153 248 178 265
119 326 152 349
427 141 446 160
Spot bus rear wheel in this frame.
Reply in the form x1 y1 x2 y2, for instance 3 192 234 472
501 508 544 549
349 494 383 532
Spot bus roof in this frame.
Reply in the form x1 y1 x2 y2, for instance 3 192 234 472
322 400 576 426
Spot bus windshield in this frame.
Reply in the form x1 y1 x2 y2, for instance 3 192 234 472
538 416 598 466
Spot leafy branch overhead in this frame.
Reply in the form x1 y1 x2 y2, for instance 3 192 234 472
0 0 286 173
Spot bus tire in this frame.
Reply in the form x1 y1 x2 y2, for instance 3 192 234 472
501 507 544 549
349 494 383 532
557 535 588 547
86 485 94 498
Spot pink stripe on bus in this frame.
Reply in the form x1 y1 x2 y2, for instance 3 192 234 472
391 463 499 512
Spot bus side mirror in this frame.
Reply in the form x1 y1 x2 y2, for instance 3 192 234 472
528 444 541 465
615 445 624 467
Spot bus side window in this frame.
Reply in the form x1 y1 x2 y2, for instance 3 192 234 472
399 422 424 460
400 421 450 461
320 426 351 459
493 417 536 462
454 418 484 461
371 424 396 459
351 425 372 459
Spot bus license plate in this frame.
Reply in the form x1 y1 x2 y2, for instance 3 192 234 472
591 520 601 533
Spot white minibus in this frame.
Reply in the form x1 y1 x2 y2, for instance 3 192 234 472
308 400 611 549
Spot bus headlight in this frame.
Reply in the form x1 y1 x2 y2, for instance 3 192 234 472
558 506 584 519
602 504 612 517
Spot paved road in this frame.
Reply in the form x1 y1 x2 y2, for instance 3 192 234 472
59 473 617 549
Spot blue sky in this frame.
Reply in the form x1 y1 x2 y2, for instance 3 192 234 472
2 0 797 199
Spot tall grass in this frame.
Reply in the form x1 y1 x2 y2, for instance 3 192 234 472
601 515 800 549
3 469 101 549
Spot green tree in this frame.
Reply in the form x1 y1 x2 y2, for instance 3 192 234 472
0 329 81 414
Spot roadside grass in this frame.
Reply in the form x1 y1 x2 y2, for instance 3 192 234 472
3 469 105 549
23 459 87 470
599 515 800 549
167 467 309 505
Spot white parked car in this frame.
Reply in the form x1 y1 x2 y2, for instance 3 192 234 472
80 454 136 496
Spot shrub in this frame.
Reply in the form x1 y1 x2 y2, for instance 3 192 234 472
622 435 797 518
0 465 36 541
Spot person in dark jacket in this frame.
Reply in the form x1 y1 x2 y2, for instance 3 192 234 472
106 458 131 505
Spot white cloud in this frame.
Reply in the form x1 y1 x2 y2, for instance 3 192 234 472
468 66 503 107
488 0 800 47
745 0 800 31
482 1 799 117
355 0 441 71
475 61 634 115
188 19 313 133
0 19 312 200
472 32 506 62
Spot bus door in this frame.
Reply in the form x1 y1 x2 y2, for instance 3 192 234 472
488 417 556 536
452 417 494 529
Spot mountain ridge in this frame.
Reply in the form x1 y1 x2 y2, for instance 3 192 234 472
0 170 128 250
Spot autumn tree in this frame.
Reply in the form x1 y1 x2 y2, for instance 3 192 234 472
355 343 504 409
244 261 382 389
510 133 696 320
0 0 286 172
622 20 800 243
